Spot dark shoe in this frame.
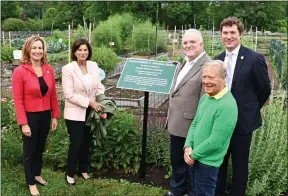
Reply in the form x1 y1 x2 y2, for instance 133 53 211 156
65 173 75 186
163 191 174 196
36 180 48 186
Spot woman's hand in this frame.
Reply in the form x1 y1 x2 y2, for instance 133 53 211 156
89 101 103 112
22 124 31 137
51 118 58 131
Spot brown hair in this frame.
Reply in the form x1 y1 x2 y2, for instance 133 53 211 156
20 36 48 64
220 17 244 35
71 38 92 61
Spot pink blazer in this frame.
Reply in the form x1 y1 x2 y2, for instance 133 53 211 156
62 61 105 121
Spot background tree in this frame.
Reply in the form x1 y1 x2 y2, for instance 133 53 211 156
1 2 22 21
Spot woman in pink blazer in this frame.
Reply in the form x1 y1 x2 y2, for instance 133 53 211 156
62 38 105 185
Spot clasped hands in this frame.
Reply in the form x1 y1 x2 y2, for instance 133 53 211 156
184 146 195 166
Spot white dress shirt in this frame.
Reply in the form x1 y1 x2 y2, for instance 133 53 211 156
224 45 241 90
174 51 206 90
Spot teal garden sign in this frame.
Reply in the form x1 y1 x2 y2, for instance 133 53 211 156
117 58 177 94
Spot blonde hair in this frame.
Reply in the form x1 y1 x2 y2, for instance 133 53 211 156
20 36 48 64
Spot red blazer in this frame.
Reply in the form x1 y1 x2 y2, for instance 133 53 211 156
12 63 60 125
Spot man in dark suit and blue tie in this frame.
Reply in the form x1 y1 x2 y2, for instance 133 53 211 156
215 17 271 196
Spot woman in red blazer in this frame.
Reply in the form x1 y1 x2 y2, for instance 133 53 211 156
12 36 60 196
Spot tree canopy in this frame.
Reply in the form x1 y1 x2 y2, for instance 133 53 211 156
1 1 287 32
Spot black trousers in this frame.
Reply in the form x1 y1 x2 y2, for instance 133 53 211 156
170 134 190 196
216 133 252 196
65 108 92 177
22 110 51 185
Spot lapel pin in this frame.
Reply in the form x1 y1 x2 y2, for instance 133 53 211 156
47 70 50 74
241 56 244 59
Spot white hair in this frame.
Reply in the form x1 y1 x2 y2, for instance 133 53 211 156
182 29 203 42
203 60 227 80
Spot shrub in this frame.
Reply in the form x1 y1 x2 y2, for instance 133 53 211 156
1 99 23 166
92 17 122 53
156 55 184 63
1 44 16 62
71 25 88 44
247 96 287 195
91 45 122 72
2 18 27 31
146 125 171 176
128 20 166 55
90 110 141 174
26 18 42 31
92 13 135 54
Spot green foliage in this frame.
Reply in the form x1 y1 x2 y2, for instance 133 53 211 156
1 2 22 21
247 96 287 195
92 13 134 53
146 125 171 177
2 164 166 196
46 40 68 53
51 30 68 44
156 55 184 63
269 40 287 90
26 18 42 31
1 44 16 62
90 110 141 174
2 18 27 31
1 99 23 166
48 50 69 65
129 20 166 55
91 45 122 72
44 117 69 169
11 38 25 50
71 25 88 43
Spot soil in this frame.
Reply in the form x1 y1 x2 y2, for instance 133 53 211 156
92 165 169 189
265 56 279 90
105 87 145 99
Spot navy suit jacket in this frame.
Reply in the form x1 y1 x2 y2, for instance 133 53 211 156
215 45 271 135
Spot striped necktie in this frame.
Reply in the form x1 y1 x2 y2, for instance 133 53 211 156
226 53 233 90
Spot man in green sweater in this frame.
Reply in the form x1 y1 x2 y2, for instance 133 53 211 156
184 60 238 196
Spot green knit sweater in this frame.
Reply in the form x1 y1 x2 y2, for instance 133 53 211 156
184 90 238 167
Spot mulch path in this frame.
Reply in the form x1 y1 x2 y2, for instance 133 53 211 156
92 166 169 189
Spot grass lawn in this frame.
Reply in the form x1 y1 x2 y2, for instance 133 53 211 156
1 163 166 196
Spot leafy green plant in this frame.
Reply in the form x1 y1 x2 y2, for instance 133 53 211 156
90 110 141 174
46 40 68 53
1 99 23 166
1 44 16 62
146 125 171 177
11 38 25 50
44 117 69 169
91 45 122 72
247 95 287 195
48 50 69 65
156 55 184 63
